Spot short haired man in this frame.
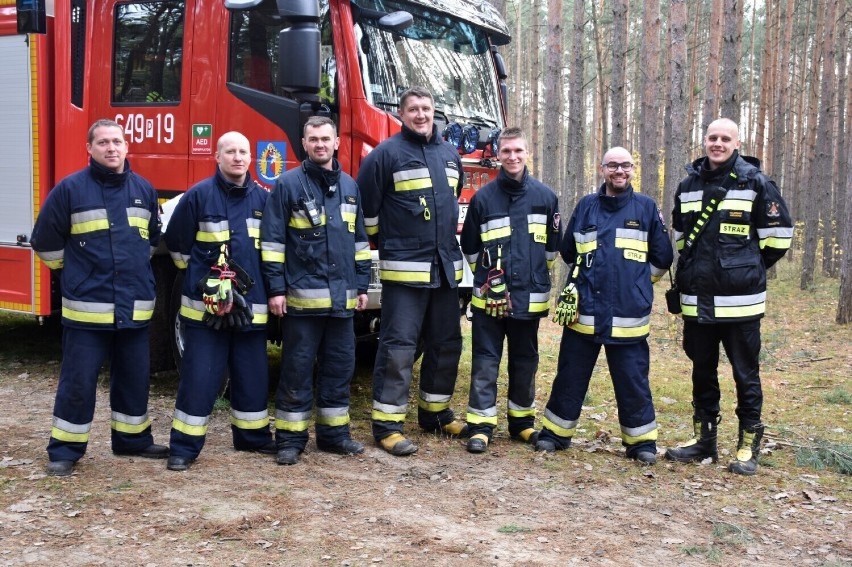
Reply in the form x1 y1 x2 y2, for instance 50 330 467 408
165 131 274 472
31 119 168 476
537 147 673 464
460 127 560 453
262 116 371 465
357 86 468 456
666 118 793 475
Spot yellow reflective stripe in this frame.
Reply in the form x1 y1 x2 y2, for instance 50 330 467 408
482 226 511 242
680 201 701 213
418 398 450 412
615 237 649 252
366 225 379 235
466 412 499 426
262 250 286 263
528 300 549 313
51 427 89 443
247 227 261 239
288 296 333 309
371 409 406 423
612 323 650 338
316 414 350 427
508 407 535 418
341 212 357 225
541 416 575 438
715 303 765 318
355 249 371 262
196 230 230 242
622 428 658 444
394 178 432 192
380 270 430 283
568 321 594 334
127 216 148 229
70 218 110 234
274 418 311 432
62 304 114 324
760 236 792 250
289 214 327 229
172 418 208 437
231 416 269 430
576 240 597 254
112 418 151 434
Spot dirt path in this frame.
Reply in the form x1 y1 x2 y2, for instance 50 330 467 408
1 368 849 566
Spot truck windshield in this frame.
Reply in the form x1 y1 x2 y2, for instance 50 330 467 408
355 0 503 128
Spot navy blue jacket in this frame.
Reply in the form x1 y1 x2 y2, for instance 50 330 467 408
31 158 160 329
563 184 672 343
165 168 269 330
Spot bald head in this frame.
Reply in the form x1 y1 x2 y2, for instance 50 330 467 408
600 146 634 196
704 119 740 170
216 131 251 184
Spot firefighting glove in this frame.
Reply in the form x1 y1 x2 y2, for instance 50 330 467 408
553 282 579 326
201 273 234 316
202 310 229 331
227 292 254 329
481 268 510 318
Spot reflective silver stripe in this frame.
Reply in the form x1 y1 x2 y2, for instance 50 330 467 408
650 264 666 278
275 409 312 422
199 220 229 233
574 231 596 244
715 292 766 306
577 314 594 326
174 409 209 426
126 207 152 221
529 292 550 304
246 218 261 231
392 167 430 182
355 241 369 252
453 259 464 272
112 411 149 425
464 252 478 264
170 250 190 268
71 209 108 224
613 316 650 328
543 408 577 430
262 241 285 254
467 405 498 417
62 298 114 313
380 260 431 272
340 203 358 215
681 294 698 306
508 400 535 412
317 407 349 418
232 409 268 421
39 249 64 261
251 303 268 315
545 250 557 261
673 230 684 242
527 213 547 225
615 228 648 241
53 416 92 434
725 188 757 201
134 299 155 311
373 401 407 414
757 226 794 239
420 391 451 403
289 288 331 300
346 289 358 300
445 167 460 180
621 421 658 437
181 295 206 312
364 216 378 227
680 190 703 204
480 216 510 233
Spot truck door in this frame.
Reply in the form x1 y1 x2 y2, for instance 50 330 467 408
0 34 41 314
87 0 194 198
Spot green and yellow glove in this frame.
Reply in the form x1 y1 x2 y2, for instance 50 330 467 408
482 268 510 318
553 282 579 326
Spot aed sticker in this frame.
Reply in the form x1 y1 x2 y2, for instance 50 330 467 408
191 124 213 155
720 223 749 236
623 249 646 262
258 141 287 183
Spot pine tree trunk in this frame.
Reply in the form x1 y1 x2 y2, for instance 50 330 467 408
610 0 629 147
638 0 661 200
665 0 689 250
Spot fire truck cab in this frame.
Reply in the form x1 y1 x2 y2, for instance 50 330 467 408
0 0 510 370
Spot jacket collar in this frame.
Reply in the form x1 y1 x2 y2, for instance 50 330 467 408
401 123 441 146
89 157 130 187
597 182 633 210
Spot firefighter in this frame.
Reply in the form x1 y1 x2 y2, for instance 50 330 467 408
164 131 274 472
31 119 168 477
665 118 793 476
261 116 371 465
536 147 673 464
460 127 560 453
357 86 467 456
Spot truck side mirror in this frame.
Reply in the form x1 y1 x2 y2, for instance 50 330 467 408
16 0 47 34
278 25 321 98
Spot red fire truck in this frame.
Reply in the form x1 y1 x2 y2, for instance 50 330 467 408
0 0 510 370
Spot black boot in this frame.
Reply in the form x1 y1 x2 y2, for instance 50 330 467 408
665 412 720 463
728 423 764 476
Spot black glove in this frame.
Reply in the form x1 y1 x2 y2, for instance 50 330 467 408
481 268 510 318
227 292 254 329
553 282 579 326
202 310 229 331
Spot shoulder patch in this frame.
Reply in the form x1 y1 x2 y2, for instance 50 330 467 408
766 201 781 218
552 212 560 231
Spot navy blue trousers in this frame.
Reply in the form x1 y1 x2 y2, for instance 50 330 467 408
169 325 271 459
275 315 356 451
47 326 155 463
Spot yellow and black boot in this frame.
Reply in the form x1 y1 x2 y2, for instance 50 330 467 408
664 412 720 463
728 423 764 476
